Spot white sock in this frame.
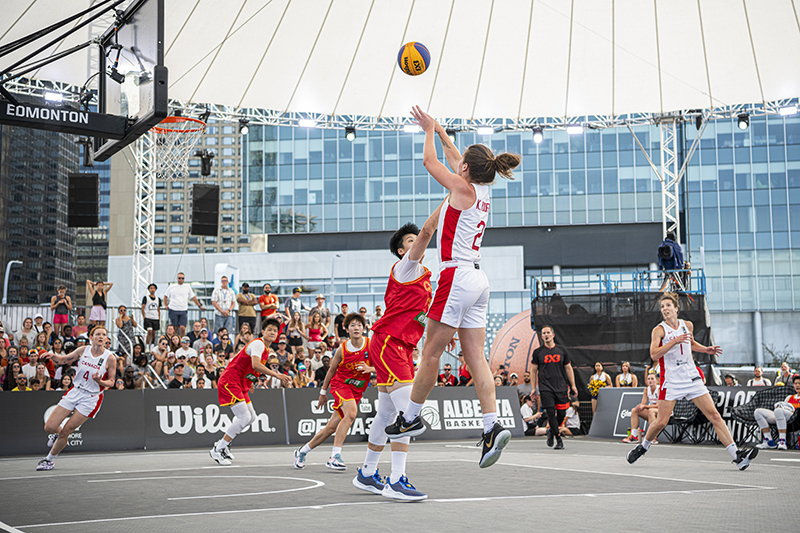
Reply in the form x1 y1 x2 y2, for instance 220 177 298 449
331 446 342 457
215 439 230 452
632 428 639 438
361 449 382 476
300 443 311 454
642 438 652 450
390 451 407 484
726 443 738 459
483 412 498 433
403 400 423 423
762 433 772 442
46 453 56 462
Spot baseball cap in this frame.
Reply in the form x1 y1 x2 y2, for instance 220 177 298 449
200 328 208 333
293 287 301 293
34 313 43 319
298 363 307 371
316 294 325 300
174 361 185 368
278 339 287 344
124 365 135 372
510 373 518 378
177 353 187 359
241 282 250 288
181 336 190 343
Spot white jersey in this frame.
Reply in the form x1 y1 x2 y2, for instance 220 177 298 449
646 386 660 405
437 183 490 265
658 319 700 387
73 348 114 393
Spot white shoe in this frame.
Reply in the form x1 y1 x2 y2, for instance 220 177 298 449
777 440 788 450
209 446 232 466
47 434 57 448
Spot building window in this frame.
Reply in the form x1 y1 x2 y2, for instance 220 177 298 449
170 214 184 222
187 236 199 244
222 137 235 145
188 159 200 167
154 226 166 234
154 237 166 244
155 181 166 189
155 214 166 222
206 137 218 145
222 180 236 188
154 248 165 254
221 225 234 233
204 236 217 243
238 235 251 243
171 204 183 211
206 126 218 134
205 247 217 253
221 214 234 221
222 170 235 177
221 202 235 210
170 248 182 254
221 192 234 200
237 246 251 253
222 236 233 244
170 225 183 233
221 247 233 253
155 204 166 212
222 126 235 134
155 193 167 201
170 236 184 244
170 192 184 201
187 247 199 254
222 148 235 156
171 181 184 189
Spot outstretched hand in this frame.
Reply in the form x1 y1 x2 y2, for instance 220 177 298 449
706 345 723 356
410 105 436 133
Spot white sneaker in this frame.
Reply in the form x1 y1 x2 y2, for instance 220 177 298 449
47 434 57 448
756 439 777 449
209 446 231 466
777 440 788 450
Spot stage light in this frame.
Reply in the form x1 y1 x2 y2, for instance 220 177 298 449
477 126 494 136
199 108 211 123
566 124 583 135
238 118 250 135
532 127 544 143
779 105 797 116
345 126 356 142
298 119 316 128
44 92 63 103
737 114 749 130
695 115 703 130
404 124 420 133
446 128 457 143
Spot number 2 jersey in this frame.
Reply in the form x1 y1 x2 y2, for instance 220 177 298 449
437 183 490 264
330 337 371 393
658 319 701 387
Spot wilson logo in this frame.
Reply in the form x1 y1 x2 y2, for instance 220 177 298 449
156 404 275 435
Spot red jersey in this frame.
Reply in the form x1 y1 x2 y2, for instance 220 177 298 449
330 337 371 392
371 261 432 345
220 339 271 389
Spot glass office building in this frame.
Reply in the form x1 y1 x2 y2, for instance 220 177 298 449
243 113 800 313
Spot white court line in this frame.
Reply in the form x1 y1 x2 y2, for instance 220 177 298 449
15 487 768 529
489 460 775 490
0 520 26 533
88 475 325 501
770 458 800 462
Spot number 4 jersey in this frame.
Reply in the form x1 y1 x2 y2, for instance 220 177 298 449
73 348 114 393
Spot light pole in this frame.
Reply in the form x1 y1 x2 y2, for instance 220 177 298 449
329 254 341 313
3 261 23 305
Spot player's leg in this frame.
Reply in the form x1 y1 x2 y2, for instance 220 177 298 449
211 401 254 465
355 386 393 493
38 408 88 470
324 400 357 470
553 404 568 449
754 408 778 448
692 392 758 468
773 408 789 449
295 413 340 469
624 405 643 442
627 399 674 464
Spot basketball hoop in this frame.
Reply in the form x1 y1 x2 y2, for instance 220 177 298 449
151 116 206 180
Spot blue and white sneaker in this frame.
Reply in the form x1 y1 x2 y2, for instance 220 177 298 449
36 458 54 471
352 468 385 494
733 447 758 471
326 453 346 471
293 448 307 469
47 433 57 448
756 439 777 449
382 475 427 501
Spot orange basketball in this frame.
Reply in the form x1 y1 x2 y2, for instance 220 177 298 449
488 309 540 380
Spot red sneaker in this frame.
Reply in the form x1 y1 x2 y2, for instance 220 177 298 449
622 435 639 443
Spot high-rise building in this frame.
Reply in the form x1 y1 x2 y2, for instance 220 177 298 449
74 145 110 306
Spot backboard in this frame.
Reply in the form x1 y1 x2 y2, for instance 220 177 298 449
94 0 167 161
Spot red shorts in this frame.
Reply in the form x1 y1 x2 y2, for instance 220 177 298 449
370 331 416 387
217 377 251 406
330 383 365 418
53 314 69 324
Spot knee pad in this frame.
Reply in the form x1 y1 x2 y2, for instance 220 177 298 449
368 392 396 447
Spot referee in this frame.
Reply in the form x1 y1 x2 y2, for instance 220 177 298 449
530 325 578 450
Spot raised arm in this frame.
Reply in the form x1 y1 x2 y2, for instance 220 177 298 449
434 122 462 172
46 345 86 366
407 200 445 262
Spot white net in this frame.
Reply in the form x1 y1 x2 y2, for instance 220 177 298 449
152 117 206 180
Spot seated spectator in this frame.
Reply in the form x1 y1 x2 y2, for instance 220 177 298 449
171 353 195 379
520 395 543 436
0 323 11 349
15 317 36 347
168 334 182 353
212 327 227 346
255 375 270 390
775 362 793 386
286 311 306 359
754 374 800 450
274 339 291 367
314 355 331 386
437 364 458 386
412 346 420 369
324 334 337 355
724 374 740 387
174 336 198 362
34 331 50 352
308 345 325 374
22 353 39 380
615 361 638 387
12 375 30 391
18 346 31 365
215 352 228 372
458 353 472 386
56 373 73 391
588 361 613 413
203 354 220 388
168 361 188 388
151 336 171 379
187 322 203 347
3 360 22 391
517 371 533 401
191 364 212 389
294 361 311 388
121 365 144 389
559 400 583 436
266 356 287 388
114 378 125 390
494 376 504 387
234 323 252 353
508 373 519 387
195 378 207 389
215 332 235 359
34 363 52 391
623 372 660 443
29 377 42 391
72 315 89 338
369 374 378 388
747 366 772 387
282 360 295 379
61 325 76 346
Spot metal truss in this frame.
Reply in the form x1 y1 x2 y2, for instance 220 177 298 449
131 131 156 307
659 119 680 243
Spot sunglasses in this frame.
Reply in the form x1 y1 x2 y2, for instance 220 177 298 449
270 364 279 369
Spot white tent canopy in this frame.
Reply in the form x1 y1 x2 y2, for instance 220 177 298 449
2 0 800 121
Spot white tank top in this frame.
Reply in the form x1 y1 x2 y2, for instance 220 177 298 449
647 386 659 405
73 348 114 393
658 319 700 386
437 183 490 265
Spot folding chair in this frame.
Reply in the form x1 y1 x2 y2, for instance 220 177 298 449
662 399 699 444
731 385 796 446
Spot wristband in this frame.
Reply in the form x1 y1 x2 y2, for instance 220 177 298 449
320 389 328 396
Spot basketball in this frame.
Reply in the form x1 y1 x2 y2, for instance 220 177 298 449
397 42 431 76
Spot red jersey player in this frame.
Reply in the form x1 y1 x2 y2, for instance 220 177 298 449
387 106 521 475
293 313 373 471
210 317 290 465
352 203 445 501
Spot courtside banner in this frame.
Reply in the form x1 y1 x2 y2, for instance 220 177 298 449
0 390 145 456
143 388 286 449
285 386 524 445
588 386 763 442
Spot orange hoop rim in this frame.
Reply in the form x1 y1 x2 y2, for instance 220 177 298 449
152 116 206 134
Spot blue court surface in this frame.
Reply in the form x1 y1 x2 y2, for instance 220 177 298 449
1 437 797 533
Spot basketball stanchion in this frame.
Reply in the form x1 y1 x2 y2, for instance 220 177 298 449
151 116 206 180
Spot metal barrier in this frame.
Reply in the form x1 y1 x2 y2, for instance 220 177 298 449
531 268 707 298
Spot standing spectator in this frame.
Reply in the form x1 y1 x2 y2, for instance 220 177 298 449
115 306 137 357
286 311 306 360
258 283 280 320
305 312 327 358
775 362 793 386
163 272 205 337
310 294 331 328
72 315 88 338
141 283 161 349
588 361 613 413
212 276 236 336
15 317 37 347
747 366 772 387
437 364 458 386
193 328 213 353
187 322 203 346
50 285 72 337
370 305 383 326
284 287 310 318
517 371 533 401
236 283 258 332
333 303 349 342
457 352 472 386
509 373 519 387
86 280 113 326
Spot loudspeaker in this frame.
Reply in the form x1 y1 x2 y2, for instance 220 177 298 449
68 173 99 227
190 184 219 236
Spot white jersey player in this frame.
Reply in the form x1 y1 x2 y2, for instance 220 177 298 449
626 293 758 470
37 326 116 471
386 105 521 480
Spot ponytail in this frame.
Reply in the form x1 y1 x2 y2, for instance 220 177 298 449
462 144 521 184
492 153 521 180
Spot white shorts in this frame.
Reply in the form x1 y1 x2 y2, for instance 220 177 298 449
57 387 105 418
427 266 489 329
660 380 708 402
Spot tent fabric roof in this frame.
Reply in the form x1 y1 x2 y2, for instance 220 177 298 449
3 0 800 120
